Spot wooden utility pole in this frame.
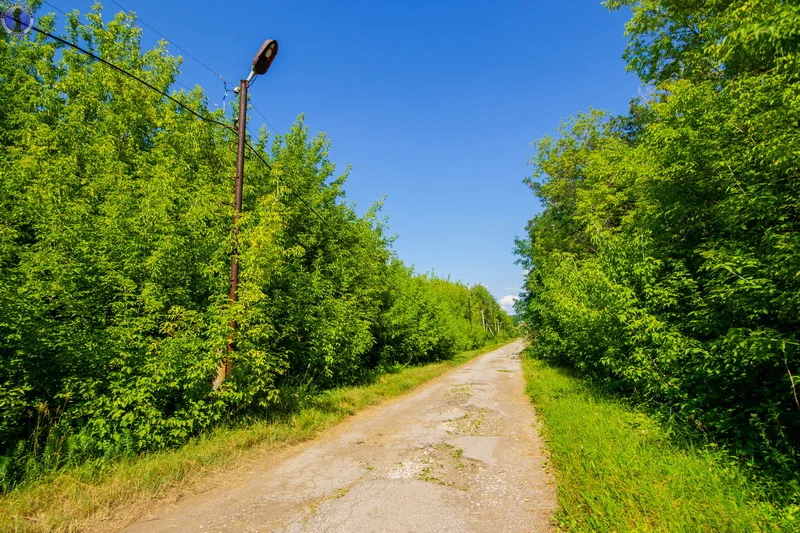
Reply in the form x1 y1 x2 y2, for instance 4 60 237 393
214 79 248 390
212 39 279 391
468 292 473 331
227 79 248 370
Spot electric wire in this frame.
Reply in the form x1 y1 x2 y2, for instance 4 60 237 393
29 24 235 133
28 21 418 305
40 1 76 19
105 0 230 86
30 22 275 191
41 1 279 133
242 140 333 236
98 0 279 133
250 104 280 136
40 1 231 106
28 23 364 276
104 0 244 114
237 72 280 135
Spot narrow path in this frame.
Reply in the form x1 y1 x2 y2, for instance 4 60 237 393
127 340 556 532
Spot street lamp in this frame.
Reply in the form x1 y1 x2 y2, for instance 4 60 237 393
218 39 280 387
251 39 279 77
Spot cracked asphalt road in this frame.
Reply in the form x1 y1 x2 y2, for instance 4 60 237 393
126 340 556 532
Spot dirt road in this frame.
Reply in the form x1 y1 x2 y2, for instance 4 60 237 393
127 340 556 532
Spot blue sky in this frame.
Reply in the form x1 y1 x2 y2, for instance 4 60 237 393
37 0 642 311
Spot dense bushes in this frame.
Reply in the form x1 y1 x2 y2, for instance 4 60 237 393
516 0 799 474
0 4 514 489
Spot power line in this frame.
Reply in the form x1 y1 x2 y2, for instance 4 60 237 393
40 0 231 105
240 139 337 240
105 0 230 87
29 21 271 179
243 139 331 231
29 24 234 133
28 21 413 304
103 0 280 133
43 1 207 98
42 1 279 133
250 102 280 136
40 0 73 18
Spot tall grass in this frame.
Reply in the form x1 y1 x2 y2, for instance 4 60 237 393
522 357 798 532
0 341 511 532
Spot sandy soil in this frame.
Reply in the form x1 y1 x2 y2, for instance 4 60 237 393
125 340 556 532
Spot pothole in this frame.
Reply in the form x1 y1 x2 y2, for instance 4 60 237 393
415 444 482 491
450 408 486 435
447 382 474 399
386 448 432 479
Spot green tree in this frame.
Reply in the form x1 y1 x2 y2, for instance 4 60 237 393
516 0 800 477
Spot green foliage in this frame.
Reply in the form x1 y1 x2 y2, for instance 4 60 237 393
516 0 800 483
0 341 510 532
0 4 514 490
373 266 514 367
606 0 800 84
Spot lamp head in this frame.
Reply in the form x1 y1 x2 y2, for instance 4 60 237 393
252 39 279 76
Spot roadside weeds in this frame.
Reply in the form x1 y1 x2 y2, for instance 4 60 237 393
521 356 795 532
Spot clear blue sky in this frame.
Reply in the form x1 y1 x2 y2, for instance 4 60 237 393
39 0 641 311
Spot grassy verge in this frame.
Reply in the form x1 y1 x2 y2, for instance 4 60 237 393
0 340 513 532
522 356 796 532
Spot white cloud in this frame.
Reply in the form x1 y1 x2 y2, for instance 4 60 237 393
499 295 519 313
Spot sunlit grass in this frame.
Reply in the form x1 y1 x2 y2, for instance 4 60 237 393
0 340 512 532
522 357 796 532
